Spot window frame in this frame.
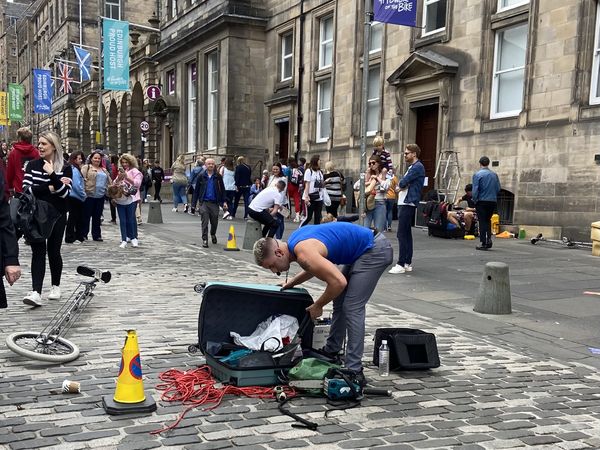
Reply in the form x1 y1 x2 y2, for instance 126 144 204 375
497 0 529 13
421 0 447 37
167 69 176 95
369 21 383 54
316 78 332 143
590 3 600 105
319 15 334 70
105 0 121 20
280 32 294 82
187 62 197 153
171 0 178 19
490 23 528 119
366 65 381 136
206 51 219 150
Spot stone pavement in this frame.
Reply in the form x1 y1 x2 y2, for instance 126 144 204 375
1 216 600 449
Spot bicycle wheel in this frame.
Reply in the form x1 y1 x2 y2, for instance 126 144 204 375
6 332 80 363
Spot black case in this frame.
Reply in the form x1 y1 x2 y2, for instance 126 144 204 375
373 328 440 371
197 282 314 386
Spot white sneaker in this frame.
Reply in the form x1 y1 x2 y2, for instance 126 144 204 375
172 207 178 212
23 291 42 307
48 285 61 300
388 264 406 274
119 241 128 249
131 238 139 247
293 216 300 223
126 238 131 242
404 265 413 272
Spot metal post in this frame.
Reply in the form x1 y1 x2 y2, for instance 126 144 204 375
97 5 104 146
358 0 372 223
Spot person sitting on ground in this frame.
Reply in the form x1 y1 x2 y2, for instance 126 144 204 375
249 177 262 202
447 184 477 232
320 212 360 224
248 180 287 238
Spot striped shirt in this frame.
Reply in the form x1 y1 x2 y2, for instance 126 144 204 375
324 171 344 202
23 158 72 213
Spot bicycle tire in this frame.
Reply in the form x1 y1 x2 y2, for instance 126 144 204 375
6 332 80 363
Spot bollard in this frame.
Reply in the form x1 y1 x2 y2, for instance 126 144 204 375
147 201 163 224
474 261 511 314
242 220 263 250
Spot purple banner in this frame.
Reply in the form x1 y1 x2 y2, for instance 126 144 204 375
373 0 418 27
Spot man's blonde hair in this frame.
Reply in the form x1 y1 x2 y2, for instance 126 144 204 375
373 136 384 148
253 237 275 266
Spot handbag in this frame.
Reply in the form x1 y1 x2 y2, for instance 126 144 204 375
122 183 138 197
322 189 331 207
308 192 320 202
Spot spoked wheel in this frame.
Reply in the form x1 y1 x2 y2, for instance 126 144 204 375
6 332 80 363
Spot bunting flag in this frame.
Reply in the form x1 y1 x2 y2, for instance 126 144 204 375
33 69 53 114
373 0 418 27
58 62 74 94
74 46 91 81
8 83 24 121
0 92 7 126
103 18 130 91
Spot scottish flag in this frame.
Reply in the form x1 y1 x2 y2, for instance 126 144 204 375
74 46 91 81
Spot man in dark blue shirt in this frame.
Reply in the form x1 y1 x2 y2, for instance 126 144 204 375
196 158 227 248
472 156 501 250
232 156 252 219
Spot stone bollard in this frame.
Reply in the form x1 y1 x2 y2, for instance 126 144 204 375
474 262 512 314
147 201 163 224
243 220 263 250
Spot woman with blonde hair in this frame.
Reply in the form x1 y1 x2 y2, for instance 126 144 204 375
170 154 188 212
113 153 143 248
323 160 344 218
22 131 73 306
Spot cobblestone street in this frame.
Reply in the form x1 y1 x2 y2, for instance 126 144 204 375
2 221 600 449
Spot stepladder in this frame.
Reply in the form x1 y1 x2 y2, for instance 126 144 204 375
434 150 461 204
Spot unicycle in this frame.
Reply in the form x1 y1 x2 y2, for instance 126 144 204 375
6 266 111 363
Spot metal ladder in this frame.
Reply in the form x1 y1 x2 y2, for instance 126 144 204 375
434 150 461 204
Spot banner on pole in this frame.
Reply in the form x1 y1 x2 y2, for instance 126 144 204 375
0 92 7 126
103 18 130 91
373 0 418 27
8 83 24 121
33 69 53 114
74 46 92 81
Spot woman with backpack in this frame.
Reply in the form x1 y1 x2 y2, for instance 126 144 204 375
64 151 86 244
287 158 302 222
22 131 73 307
300 155 325 226
81 151 111 242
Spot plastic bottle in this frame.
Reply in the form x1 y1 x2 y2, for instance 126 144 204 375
379 340 390 377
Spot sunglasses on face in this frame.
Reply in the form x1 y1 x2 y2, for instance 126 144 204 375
368 161 377 165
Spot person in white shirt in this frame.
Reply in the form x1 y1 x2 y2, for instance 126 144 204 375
248 180 286 238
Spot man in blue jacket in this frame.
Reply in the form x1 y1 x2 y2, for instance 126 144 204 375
195 158 228 248
389 144 425 274
472 156 501 250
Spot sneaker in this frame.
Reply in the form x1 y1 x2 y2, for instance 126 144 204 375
211 235 217 244
226 216 233 220
184 204 189 213
293 216 300 223
48 285 61 300
223 211 230 220
172 207 178 212
110 219 117 224
202 240 209 248
404 264 413 272
23 291 42 307
190 208 195 215
131 238 139 248
126 238 131 242
387 227 392 232
93 238 103 242
388 264 406 274
119 241 128 249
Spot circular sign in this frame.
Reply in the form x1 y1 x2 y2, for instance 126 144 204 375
145 85 161 100
140 121 150 132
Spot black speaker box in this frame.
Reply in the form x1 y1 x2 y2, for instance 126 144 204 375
373 328 440 371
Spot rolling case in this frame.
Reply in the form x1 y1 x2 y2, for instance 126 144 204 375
196 282 314 387
373 328 440 370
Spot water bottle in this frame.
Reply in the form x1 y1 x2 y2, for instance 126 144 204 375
378 340 390 377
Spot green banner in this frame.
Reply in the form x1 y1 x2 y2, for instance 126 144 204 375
8 83 24 121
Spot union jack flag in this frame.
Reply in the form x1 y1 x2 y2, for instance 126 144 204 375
58 62 74 94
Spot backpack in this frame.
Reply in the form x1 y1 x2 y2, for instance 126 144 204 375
425 201 448 228
143 169 153 189
10 188 61 242
290 168 301 185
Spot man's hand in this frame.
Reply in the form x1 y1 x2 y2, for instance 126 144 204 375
279 281 294 290
5 265 21 286
306 303 323 320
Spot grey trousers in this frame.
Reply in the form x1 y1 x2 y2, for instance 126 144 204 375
199 201 220 240
324 233 394 371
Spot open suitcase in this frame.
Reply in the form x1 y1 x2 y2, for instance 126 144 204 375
196 282 314 387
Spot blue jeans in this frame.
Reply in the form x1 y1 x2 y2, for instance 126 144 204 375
364 201 386 232
385 199 395 230
275 213 285 239
396 205 415 266
172 183 187 208
116 202 138 242
232 187 251 218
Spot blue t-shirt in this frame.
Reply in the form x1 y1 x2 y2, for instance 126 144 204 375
94 170 109 198
288 222 374 265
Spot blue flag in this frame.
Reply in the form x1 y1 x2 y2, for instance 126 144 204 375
74 46 91 81
103 18 130 91
373 0 418 27
33 69 52 114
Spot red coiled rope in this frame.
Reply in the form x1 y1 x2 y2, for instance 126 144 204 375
150 365 296 434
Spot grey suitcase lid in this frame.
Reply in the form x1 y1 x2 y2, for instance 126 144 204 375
197 282 314 353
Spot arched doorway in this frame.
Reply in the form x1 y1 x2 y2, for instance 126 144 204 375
119 93 129 153
108 100 118 154
130 82 144 157
82 109 91 152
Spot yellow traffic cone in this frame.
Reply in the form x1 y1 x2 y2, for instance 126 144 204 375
224 224 240 251
102 330 157 415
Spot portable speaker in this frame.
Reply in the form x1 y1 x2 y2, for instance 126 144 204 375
373 328 440 371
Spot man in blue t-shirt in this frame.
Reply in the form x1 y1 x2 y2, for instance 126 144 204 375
253 222 393 382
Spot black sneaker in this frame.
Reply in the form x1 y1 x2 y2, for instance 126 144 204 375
476 245 488 251
202 240 209 248
211 235 217 244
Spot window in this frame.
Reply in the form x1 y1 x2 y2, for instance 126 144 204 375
187 62 197 152
10 48 16 57
367 66 380 135
319 16 334 69
105 0 120 20
280 32 293 82
422 0 447 36
171 0 178 18
167 69 176 95
316 78 331 142
49 5 54 32
498 0 529 12
491 23 528 118
591 3 600 105
370 21 383 53
11 76 17 83
207 52 218 149
9 17 17 27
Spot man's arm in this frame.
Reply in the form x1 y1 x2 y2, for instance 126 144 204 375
398 162 424 189
472 172 480 202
